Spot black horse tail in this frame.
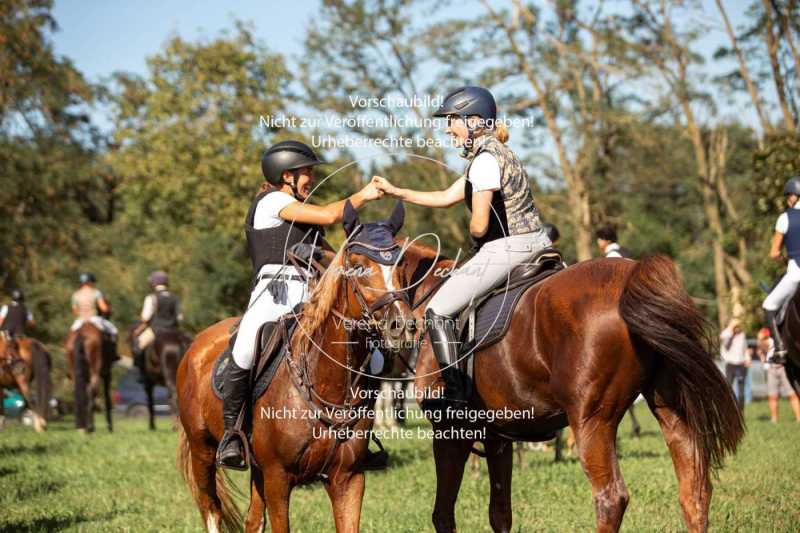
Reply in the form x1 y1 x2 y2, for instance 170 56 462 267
619 255 744 480
31 340 52 422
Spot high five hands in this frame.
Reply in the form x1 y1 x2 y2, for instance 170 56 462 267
371 176 398 197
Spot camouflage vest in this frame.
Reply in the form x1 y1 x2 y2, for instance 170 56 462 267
464 134 542 237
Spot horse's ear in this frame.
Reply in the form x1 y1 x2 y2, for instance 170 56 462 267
386 201 405 236
343 199 359 237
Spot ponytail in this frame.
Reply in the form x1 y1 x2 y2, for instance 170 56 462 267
495 122 509 144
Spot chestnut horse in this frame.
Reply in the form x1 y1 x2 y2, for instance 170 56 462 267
177 204 416 532
0 334 51 431
65 322 115 432
400 242 744 533
127 324 191 430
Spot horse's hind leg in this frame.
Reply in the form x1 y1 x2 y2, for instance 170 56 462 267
485 439 513 533
145 382 156 431
189 443 227 533
324 470 365 533
645 388 710 532
431 437 474 533
104 372 113 432
570 415 629 533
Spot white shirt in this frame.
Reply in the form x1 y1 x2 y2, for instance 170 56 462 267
467 152 501 192
605 242 623 258
254 191 297 229
253 191 305 277
774 203 800 234
140 285 182 323
719 327 749 365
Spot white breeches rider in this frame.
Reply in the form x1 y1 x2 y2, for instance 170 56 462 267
70 316 118 339
426 229 552 317
232 266 309 370
763 259 800 312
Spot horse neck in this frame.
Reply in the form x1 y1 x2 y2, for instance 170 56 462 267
307 286 370 404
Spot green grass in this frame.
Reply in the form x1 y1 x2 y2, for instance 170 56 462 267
1 401 798 532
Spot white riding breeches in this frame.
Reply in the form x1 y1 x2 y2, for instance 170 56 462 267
232 268 309 370
427 229 552 318
763 259 800 311
70 316 118 338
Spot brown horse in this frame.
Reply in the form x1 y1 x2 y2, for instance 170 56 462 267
127 324 191 430
0 334 51 431
400 242 744 533
65 322 115 432
777 289 800 394
177 205 416 532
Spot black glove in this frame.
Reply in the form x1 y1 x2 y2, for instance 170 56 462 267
289 243 323 264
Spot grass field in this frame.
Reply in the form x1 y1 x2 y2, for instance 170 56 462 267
1 401 798 532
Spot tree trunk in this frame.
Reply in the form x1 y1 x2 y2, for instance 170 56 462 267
762 0 797 131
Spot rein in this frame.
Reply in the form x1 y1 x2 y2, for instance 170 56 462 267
281 234 408 481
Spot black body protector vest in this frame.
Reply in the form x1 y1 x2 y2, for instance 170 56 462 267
245 190 324 275
150 290 179 332
464 181 509 249
1 303 29 336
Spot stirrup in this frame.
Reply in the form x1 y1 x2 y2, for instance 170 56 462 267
216 431 249 471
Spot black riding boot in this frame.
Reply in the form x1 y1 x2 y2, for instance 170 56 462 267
216 358 251 470
765 310 788 365
421 309 468 413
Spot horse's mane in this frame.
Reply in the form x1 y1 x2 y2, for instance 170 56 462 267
297 244 347 356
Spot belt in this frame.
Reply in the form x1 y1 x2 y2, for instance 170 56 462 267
257 273 306 283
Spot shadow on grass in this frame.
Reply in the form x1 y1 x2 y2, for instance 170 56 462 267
0 443 50 458
0 466 17 478
0 510 123 533
11 479 66 501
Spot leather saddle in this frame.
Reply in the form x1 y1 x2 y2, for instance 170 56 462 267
212 308 301 402
456 247 565 355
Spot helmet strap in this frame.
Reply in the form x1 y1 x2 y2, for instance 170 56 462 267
289 169 304 200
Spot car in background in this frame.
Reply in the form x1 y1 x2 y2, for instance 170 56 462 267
113 367 174 417
2 389 26 418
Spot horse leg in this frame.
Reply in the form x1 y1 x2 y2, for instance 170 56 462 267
189 442 227 533
627 405 641 438
570 415 629 533
104 372 113 432
431 437 473 533
14 374 43 432
484 439 513 533
245 467 266 533
146 382 156 431
645 397 710 532
324 470 366 533
262 466 292 533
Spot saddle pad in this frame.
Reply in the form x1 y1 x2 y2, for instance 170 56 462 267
212 317 297 401
459 266 561 354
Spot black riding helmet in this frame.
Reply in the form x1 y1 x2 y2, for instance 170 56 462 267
434 86 497 121
10 289 24 302
261 140 323 187
434 86 497 153
784 176 800 196
79 272 96 285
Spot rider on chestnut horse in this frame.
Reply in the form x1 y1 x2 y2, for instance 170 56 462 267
131 270 183 375
372 85 551 409
0 289 35 338
215 140 385 470
763 176 800 364
67 273 118 343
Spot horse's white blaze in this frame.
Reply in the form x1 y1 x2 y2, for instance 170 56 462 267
380 264 395 291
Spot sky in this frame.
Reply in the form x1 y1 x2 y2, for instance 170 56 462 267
49 0 758 171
